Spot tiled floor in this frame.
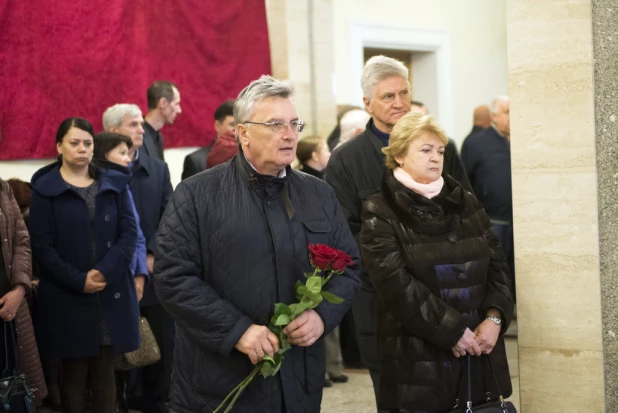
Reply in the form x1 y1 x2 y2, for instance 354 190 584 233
40 337 520 412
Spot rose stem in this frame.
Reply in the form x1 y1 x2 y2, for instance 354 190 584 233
223 365 261 413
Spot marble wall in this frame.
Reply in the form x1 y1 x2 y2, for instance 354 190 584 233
508 0 609 410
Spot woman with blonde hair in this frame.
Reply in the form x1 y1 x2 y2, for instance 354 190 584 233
360 111 515 412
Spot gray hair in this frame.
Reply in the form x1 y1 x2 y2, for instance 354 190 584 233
490 95 509 114
361 55 409 100
234 75 294 126
102 104 142 131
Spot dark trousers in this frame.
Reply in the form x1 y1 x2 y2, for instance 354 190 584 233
140 304 175 413
491 221 516 300
60 346 116 413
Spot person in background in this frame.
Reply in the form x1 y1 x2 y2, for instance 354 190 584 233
182 100 236 179
295 135 331 179
93 131 150 413
360 111 514 412
141 81 182 161
102 103 174 413
28 118 140 413
296 135 348 388
205 100 239 169
461 96 515 297
326 55 411 412
0 177 48 405
409 100 473 192
326 105 364 151
336 109 371 149
463 104 492 144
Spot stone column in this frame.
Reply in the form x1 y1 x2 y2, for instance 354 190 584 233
509 0 618 411
265 0 337 137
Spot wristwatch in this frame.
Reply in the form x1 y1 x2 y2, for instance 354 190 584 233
485 315 502 326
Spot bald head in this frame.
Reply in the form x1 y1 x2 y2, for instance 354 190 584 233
473 105 491 128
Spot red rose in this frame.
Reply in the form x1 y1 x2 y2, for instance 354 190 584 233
331 250 353 273
308 244 338 271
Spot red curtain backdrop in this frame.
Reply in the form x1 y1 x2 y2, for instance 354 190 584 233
0 0 271 160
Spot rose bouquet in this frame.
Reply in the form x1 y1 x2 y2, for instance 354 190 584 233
213 244 353 413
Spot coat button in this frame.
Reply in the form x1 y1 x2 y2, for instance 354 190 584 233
107 241 112 248
447 234 457 244
105 215 111 222
114 292 120 299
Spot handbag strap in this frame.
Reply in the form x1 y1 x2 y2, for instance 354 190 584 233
484 354 506 400
453 355 473 412
2 320 22 377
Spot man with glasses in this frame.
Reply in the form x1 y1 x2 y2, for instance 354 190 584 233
154 75 361 413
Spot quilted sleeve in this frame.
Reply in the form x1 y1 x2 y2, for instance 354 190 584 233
360 197 469 351
154 182 253 356
314 186 361 336
6 184 32 289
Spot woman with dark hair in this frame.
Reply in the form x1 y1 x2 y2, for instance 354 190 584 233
92 131 148 300
94 131 149 413
28 118 140 413
295 135 331 179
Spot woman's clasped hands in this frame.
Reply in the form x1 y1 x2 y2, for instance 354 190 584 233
451 319 501 358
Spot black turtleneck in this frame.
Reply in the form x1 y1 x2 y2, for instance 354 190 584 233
299 164 324 180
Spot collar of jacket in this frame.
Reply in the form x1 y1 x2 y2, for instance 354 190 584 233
235 152 296 218
381 169 465 235
235 150 293 187
131 151 152 176
365 118 389 151
32 161 131 197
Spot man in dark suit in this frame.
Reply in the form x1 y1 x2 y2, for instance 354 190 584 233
141 81 182 161
103 103 174 413
181 100 235 180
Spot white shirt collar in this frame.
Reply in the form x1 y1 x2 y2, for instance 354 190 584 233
245 155 286 178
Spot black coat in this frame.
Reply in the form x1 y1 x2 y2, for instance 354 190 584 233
461 127 512 221
444 139 473 194
182 144 213 181
129 152 173 307
29 163 140 359
153 154 361 413
360 171 514 412
324 119 389 374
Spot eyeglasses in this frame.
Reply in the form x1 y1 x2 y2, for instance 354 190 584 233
244 120 307 133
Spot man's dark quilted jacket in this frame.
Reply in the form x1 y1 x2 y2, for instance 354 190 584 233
360 172 514 412
154 154 361 413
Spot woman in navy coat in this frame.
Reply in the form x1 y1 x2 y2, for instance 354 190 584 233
28 118 140 413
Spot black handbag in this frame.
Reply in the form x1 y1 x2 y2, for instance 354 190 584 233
449 354 516 413
0 321 35 412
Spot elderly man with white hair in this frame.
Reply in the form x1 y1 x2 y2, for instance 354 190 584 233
461 95 515 298
154 75 361 413
102 103 174 413
325 55 412 410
